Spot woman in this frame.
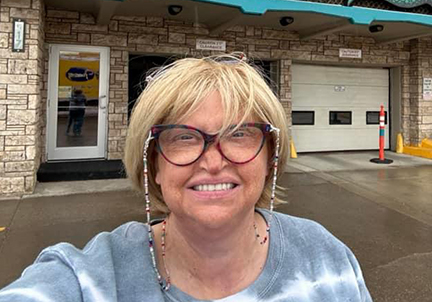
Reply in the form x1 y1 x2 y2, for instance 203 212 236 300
0 54 372 301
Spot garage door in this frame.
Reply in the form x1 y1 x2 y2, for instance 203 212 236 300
291 64 389 152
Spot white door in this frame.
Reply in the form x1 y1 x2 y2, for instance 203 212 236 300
291 64 389 152
47 45 109 160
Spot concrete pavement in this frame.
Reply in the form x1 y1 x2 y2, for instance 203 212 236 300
0 151 431 301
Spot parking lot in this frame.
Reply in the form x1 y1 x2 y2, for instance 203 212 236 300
1 151 431 301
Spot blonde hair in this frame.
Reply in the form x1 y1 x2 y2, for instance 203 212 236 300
124 53 288 214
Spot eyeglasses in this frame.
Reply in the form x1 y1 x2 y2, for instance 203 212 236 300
150 123 278 166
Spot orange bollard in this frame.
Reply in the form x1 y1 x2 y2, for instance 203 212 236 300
370 105 393 164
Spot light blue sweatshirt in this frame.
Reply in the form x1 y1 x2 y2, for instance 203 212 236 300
0 209 372 302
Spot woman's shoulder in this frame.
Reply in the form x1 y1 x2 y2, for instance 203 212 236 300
256 210 372 301
271 210 346 249
261 209 355 264
39 221 148 261
0 221 155 302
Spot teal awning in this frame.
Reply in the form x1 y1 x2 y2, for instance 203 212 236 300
193 0 432 26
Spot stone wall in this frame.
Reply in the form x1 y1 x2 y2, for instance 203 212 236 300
43 9 416 159
0 0 45 195
409 38 432 145
3 4 432 195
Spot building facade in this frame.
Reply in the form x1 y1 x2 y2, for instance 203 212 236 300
1 0 432 195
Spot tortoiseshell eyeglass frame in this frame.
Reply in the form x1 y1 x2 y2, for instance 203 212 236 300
150 123 277 166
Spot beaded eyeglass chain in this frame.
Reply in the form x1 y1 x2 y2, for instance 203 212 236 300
142 125 280 291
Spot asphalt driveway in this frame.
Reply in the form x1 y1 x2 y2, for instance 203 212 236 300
1 151 431 301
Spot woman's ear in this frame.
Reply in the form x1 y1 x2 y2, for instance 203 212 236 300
266 158 272 177
155 169 161 185
154 152 161 185
148 144 161 185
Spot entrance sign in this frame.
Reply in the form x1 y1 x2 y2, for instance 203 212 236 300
424 78 432 100
196 39 226 51
12 19 25 52
339 48 362 59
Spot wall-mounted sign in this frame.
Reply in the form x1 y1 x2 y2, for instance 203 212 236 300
12 19 25 52
196 39 226 51
423 77 432 100
339 48 362 59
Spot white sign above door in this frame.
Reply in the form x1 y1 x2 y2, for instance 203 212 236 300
339 48 362 59
196 39 226 51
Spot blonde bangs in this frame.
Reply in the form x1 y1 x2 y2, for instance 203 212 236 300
150 58 272 133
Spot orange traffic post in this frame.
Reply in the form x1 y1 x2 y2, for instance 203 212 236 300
370 105 393 164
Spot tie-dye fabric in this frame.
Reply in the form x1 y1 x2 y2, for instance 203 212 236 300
0 209 372 302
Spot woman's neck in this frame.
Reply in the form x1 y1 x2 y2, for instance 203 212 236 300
153 210 269 300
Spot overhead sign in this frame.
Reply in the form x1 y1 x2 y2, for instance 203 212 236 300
196 39 226 51
339 48 362 59
424 77 432 100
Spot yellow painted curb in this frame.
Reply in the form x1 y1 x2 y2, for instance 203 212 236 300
290 141 297 159
396 133 404 154
403 146 432 159
421 138 432 149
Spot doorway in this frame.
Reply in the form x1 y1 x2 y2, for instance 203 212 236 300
128 55 176 119
46 45 109 160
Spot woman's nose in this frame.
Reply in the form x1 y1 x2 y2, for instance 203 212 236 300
198 142 227 172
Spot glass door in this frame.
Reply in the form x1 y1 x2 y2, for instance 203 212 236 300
47 45 109 160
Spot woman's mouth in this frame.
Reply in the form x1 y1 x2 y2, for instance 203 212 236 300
192 183 237 192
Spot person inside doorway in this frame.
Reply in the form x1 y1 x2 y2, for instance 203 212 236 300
0 53 372 302
66 89 87 136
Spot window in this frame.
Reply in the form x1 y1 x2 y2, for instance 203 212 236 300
329 111 352 125
292 111 315 125
366 111 388 125
254 60 279 95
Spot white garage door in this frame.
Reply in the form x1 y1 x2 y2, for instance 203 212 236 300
291 64 389 152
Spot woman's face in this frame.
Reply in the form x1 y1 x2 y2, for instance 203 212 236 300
155 91 269 229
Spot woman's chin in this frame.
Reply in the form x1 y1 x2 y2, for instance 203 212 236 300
177 205 251 232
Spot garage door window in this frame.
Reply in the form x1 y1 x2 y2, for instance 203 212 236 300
330 111 352 125
366 111 388 125
292 111 315 125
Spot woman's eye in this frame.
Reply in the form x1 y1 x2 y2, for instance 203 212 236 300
232 131 245 138
176 134 194 141
171 132 201 143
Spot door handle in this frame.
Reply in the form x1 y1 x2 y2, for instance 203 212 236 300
99 95 107 109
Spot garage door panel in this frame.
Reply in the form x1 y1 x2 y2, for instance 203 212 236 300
292 65 389 87
292 127 390 152
292 64 389 152
293 108 389 127
293 85 388 107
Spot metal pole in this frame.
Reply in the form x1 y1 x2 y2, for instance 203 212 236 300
370 104 393 164
379 105 385 161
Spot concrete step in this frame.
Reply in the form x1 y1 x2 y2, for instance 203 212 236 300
37 160 126 182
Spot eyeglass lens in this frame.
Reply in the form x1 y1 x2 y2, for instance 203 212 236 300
157 126 265 165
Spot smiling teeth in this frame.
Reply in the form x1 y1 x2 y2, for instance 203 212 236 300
193 183 235 191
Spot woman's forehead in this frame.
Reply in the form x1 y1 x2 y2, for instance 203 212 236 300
172 112 260 130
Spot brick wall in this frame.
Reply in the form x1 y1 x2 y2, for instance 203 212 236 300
0 0 45 195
